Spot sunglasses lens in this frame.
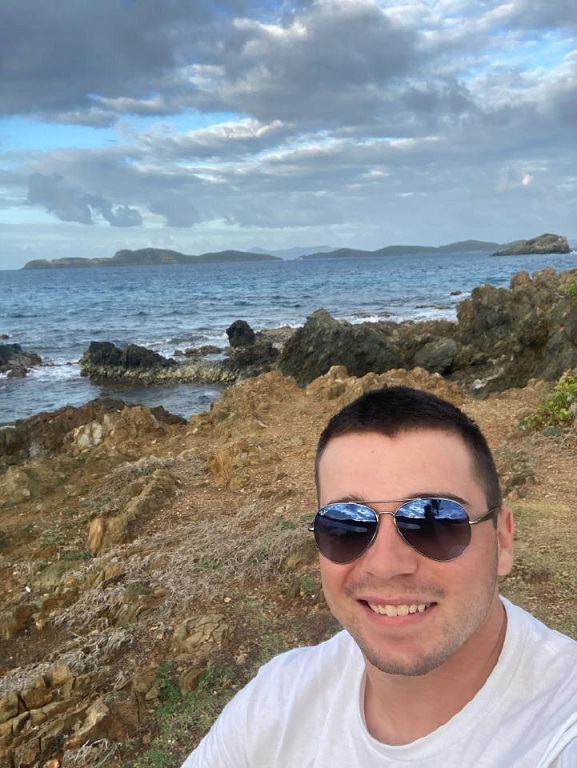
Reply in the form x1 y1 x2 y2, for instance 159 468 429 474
395 498 471 561
313 503 377 564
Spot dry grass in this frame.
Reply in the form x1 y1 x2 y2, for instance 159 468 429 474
62 740 119 768
0 628 132 696
47 497 313 642
86 454 203 517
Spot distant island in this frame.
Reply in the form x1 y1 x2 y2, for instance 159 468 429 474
22 234 572 269
300 240 502 260
492 233 571 257
22 248 281 269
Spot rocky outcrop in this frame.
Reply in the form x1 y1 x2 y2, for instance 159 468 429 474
277 309 403 386
453 268 577 391
78 325 289 386
0 398 185 468
277 268 577 394
493 233 570 256
0 343 42 377
80 341 176 381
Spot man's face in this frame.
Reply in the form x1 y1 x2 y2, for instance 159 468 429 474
316 429 513 677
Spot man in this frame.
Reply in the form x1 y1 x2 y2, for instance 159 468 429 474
181 386 577 766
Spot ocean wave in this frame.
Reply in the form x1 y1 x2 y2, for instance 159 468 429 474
28 363 81 381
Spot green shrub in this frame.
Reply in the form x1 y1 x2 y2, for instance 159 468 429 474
565 277 577 306
522 373 577 429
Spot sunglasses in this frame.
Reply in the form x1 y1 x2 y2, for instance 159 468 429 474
309 497 499 563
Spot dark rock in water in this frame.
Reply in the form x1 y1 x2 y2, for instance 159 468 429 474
226 320 256 348
277 309 402 386
0 343 42 375
179 345 222 358
80 341 175 380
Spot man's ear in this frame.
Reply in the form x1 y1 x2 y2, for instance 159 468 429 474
496 505 514 576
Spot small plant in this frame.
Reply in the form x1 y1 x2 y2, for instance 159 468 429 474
131 663 237 768
521 373 577 429
61 549 92 561
154 661 182 707
565 277 577 306
41 528 62 547
299 574 318 595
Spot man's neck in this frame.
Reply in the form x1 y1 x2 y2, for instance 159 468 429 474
363 600 508 745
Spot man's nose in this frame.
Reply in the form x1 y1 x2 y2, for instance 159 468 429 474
357 512 420 578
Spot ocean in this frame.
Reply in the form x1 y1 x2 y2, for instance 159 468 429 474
1 250 576 426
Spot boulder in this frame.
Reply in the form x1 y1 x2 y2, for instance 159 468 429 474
277 309 402 386
223 339 279 380
226 319 256 348
0 343 42 376
414 337 459 374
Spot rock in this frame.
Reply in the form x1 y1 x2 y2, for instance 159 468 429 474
413 337 459 374
0 398 127 462
174 614 231 653
454 267 577 391
226 319 256 348
268 268 577 393
223 339 279 380
493 233 570 256
0 399 185 466
0 343 42 375
277 309 402 386
80 341 175 381
87 518 107 556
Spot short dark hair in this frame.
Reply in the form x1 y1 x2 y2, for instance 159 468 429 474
315 386 502 510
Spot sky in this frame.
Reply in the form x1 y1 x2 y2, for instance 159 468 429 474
1 0 576 270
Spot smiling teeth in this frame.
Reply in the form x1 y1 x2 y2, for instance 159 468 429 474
368 603 430 617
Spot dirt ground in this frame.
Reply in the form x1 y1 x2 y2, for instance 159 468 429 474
1 368 577 766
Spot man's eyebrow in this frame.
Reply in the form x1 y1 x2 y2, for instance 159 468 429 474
326 492 471 505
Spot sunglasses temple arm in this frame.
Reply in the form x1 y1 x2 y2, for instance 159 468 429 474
469 506 500 526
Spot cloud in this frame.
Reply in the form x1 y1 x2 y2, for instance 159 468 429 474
27 172 142 226
1 0 577 269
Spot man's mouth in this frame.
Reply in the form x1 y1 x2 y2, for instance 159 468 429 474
367 602 433 617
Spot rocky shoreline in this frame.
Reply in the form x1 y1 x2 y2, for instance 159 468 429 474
4 266 577 401
1 267 577 767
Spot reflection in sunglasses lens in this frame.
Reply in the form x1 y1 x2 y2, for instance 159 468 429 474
315 498 472 563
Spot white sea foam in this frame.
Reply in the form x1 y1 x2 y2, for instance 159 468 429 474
28 363 81 381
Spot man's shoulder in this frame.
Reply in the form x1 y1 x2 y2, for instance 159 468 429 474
258 628 360 678
503 597 577 695
504 597 577 653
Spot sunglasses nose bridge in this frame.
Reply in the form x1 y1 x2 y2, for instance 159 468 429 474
359 508 420 574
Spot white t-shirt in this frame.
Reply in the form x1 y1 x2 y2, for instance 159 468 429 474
181 598 577 767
